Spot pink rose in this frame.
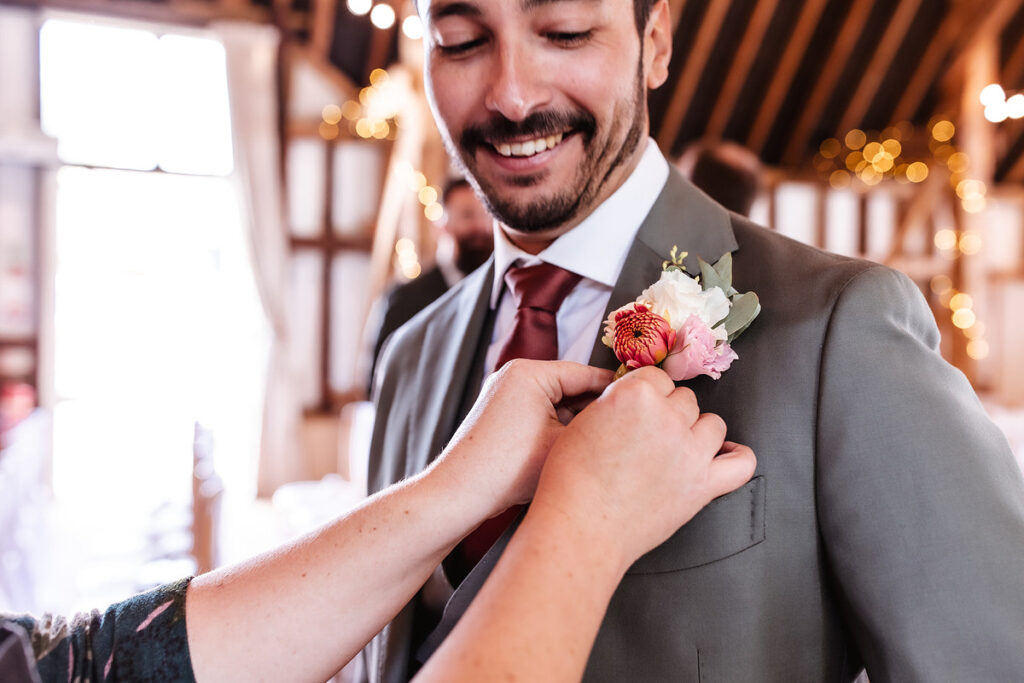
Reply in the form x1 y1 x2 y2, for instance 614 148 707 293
608 303 676 369
662 314 738 381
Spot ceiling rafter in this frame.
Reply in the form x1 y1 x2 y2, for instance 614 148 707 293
1003 131 1024 182
1003 21 1024 90
0 0 273 25
309 0 338 58
890 3 972 124
668 0 687 33
704 0 778 141
942 0 1024 95
746 0 827 155
837 0 923 135
656 0 732 150
782 0 875 165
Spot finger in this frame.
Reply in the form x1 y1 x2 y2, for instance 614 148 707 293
538 361 615 403
665 386 699 426
706 444 757 497
689 412 727 457
615 364 676 396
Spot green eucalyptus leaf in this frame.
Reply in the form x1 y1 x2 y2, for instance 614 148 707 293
699 257 725 292
725 292 761 341
713 252 734 290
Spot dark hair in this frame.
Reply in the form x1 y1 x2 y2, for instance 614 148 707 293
676 140 763 217
633 0 657 37
441 176 472 204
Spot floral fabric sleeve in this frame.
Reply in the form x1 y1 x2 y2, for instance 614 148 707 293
4 577 196 683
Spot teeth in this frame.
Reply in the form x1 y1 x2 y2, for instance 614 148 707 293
494 132 565 157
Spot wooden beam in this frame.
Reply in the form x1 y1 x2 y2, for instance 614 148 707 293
0 0 273 25
290 44 359 98
290 233 374 251
1004 132 1024 182
286 119 359 140
837 0 923 136
318 139 335 412
656 0 732 150
747 0 827 155
1003 17 1024 90
704 0 778 141
782 0 875 166
890 5 965 124
884 171 944 263
942 0 1024 93
366 17 396 81
668 0 687 33
309 0 338 58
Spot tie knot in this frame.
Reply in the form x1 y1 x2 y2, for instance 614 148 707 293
504 263 583 313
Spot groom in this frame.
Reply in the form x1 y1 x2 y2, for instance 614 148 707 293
365 0 1024 680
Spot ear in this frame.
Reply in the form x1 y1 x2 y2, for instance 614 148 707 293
643 0 672 90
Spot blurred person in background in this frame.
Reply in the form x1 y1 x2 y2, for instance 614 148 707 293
675 139 762 218
0 382 36 447
367 177 494 389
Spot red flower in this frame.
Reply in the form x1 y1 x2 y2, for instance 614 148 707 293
609 303 676 369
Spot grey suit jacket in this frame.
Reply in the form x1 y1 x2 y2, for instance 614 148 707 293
365 170 1024 682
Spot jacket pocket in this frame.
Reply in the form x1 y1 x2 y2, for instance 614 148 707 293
626 475 766 575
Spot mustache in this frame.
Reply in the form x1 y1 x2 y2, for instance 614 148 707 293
460 110 597 151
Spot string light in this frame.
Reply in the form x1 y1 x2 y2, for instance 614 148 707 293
934 229 958 252
370 3 396 29
980 83 1024 123
417 186 438 205
346 0 371 16
395 238 421 280
402 15 424 40
424 202 444 221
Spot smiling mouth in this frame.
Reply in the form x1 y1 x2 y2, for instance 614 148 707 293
491 133 566 158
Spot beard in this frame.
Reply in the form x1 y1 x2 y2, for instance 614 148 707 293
446 61 648 234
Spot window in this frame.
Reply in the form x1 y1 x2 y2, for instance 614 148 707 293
38 15 266 612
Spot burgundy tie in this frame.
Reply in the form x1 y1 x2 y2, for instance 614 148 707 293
457 262 583 571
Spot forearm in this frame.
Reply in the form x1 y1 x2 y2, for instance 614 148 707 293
186 462 484 683
415 499 629 683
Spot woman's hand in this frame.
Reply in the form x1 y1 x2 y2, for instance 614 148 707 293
429 359 614 520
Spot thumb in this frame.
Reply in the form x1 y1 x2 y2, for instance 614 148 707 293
704 443 757 499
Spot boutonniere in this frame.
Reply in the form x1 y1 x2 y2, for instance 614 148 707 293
601 247 760 381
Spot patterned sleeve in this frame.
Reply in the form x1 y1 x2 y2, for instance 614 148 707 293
3 577 196 683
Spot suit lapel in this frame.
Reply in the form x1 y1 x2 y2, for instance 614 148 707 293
410 259 495 476
588 169 738 369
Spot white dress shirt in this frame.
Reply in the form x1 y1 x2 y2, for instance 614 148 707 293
486 138 670 373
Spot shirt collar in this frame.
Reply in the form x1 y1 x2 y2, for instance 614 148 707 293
490 138 670 307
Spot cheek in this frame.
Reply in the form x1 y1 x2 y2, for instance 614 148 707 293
426 66 472 133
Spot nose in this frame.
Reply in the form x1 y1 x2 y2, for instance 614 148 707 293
484 42 551 122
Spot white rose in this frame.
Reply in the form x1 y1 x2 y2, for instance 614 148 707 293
639 269 730 334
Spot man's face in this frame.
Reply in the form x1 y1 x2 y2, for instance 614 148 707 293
419 0 671 250
444 185 494 272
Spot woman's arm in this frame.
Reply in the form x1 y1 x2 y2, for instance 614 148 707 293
185 360 612 683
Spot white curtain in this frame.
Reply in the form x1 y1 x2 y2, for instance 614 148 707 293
215 22 305 496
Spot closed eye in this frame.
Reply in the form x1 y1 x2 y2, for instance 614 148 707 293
547 30 593 47
437 37 488 56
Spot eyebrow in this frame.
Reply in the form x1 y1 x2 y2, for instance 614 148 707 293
520 0 601 10
426 1 483 22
